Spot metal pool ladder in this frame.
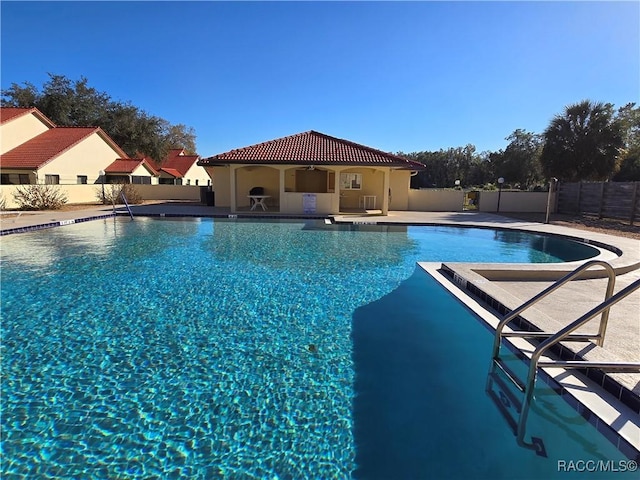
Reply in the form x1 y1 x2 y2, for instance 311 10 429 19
121 192 134 220
486 260 640 457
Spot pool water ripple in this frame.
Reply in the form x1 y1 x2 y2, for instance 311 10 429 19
1 218 617 479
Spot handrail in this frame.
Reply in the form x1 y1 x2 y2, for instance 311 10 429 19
516 277 640 447
491 260 616 359
121 192 134 220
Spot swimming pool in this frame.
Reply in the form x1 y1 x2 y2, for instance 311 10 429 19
1 218 632 479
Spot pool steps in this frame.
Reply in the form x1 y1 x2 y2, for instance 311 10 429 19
419 262 640 461
488 261 640 456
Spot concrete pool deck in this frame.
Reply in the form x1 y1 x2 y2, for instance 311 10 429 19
2 203 639 450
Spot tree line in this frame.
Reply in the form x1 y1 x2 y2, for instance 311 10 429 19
2 76 638 186
1 74 197 163
405 100 639 190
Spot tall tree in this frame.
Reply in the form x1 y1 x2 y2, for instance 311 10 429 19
405 145 489 189
613 103 640 181
539 100 623 181
489 129 544 188
160 121 197 155
1 74 197 162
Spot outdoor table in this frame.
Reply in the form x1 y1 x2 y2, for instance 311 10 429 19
248 195 270 211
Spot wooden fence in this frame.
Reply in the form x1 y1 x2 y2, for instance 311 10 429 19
556 181 640 225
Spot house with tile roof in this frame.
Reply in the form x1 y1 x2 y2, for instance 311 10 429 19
103 158 159 184
156 148 210 186
198 130 424 215
0 107 129 186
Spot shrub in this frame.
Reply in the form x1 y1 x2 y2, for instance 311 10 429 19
13 184 68 210
97 183 143 205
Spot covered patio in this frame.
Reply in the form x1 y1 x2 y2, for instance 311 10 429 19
197 131 424 215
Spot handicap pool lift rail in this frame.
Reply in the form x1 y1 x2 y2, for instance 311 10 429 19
486 259 640 457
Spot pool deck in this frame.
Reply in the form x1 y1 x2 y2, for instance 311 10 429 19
2 203 639 452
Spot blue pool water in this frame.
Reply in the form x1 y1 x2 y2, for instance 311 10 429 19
1 218 630 479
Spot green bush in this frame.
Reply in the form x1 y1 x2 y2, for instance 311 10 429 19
13 184 68 210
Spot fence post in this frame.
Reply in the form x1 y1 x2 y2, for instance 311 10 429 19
545 178 557 224
598 181 606 219
630 182 639 226
576 181 582 215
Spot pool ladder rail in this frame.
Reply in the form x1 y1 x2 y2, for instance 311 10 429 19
486 260 640 457
121 192 134 220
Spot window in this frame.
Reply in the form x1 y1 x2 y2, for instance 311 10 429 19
195 180 199 186
1 174 12 185
131 176 151 185
77 175 88 185
45 175 60 185
295 169 328 193
19 174 30 184
186 179 191 185
340 173 362 190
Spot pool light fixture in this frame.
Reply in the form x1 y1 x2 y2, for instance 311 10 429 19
497 177 505 213
99 170 105 203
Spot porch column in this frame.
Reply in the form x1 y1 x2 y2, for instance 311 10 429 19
279 167 285 211
230 165 237 213
382 168 390 215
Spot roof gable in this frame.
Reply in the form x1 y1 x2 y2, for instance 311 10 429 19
160 167 183 178
0 107 56 128
0 127 102 169
105 158 158 175
199 130 423 169
163 148 199 175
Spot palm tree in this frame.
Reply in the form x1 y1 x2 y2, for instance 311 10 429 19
540 100 623 181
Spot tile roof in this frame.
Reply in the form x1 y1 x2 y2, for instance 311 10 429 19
163 148 199 176
0 107 56 127
105 158 158 175
0 127 108 169
160 167 182 178
199 130 424 170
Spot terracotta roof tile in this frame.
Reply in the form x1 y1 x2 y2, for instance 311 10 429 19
163 148 199 176
0 106 56 127
105 158 158 175
0 127 101 169
199 130 424 169
160 167 182 178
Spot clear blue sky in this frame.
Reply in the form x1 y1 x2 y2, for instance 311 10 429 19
2 1 638 157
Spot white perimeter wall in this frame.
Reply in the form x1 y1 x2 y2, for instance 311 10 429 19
0 184 555 213
408 189 554 213
0 184 202 209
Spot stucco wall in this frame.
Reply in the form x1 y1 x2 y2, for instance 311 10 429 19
389 170 410 210
477 191 553 213
183 163 211 186
1 112 51 154
234 166 280 208
38 132 127 184
135 185 201 200
409 189 465 211
205 167 230 206
280 192 336 214
338 168 385 209
0 184 201 209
